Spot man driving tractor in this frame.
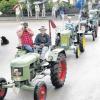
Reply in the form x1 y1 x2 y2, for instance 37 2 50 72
35 26 51 60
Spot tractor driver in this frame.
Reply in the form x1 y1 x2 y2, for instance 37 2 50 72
17 22 34 52
35 26 51 60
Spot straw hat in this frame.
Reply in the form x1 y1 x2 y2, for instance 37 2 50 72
39 26 47 31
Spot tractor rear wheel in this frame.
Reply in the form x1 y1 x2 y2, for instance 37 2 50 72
34 81 47 100
0 78 7 100
50 53 67 88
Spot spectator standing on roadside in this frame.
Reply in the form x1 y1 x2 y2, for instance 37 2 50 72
60 7 64 20
13 3 22 21
26 0 32 17
52 6 56 18
35 4 40 19
42 3 46 17
52 4 59 19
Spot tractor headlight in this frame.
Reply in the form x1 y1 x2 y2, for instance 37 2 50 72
11 67 23 76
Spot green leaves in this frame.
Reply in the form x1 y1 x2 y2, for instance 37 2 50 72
0 0 17 15
28 0 35 3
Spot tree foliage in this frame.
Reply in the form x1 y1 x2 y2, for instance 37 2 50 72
0 0 17 15
0 0 73 16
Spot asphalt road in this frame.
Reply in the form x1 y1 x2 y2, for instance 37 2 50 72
0 20 100 100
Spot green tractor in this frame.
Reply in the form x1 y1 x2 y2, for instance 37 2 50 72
55 23 86 58
0 46 67 100
80 9 99 41
89 9 100 27
80 18 98 41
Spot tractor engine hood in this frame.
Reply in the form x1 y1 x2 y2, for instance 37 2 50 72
11 53 40 67
56 26 72 34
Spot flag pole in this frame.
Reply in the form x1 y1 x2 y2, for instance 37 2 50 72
49 20 51 38
79 0 83 31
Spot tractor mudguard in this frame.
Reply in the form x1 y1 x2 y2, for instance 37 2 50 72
45 48 66 62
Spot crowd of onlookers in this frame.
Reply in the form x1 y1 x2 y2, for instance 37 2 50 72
10 1 79 21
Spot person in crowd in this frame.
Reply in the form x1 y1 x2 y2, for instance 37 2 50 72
42 3 46 17
26 0 32 17
35 4 40 19
13 3 23 21
60 8 64 20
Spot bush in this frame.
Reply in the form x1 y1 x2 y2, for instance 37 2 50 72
0 0 17 16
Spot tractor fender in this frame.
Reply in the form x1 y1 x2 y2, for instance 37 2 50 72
45 48 66 62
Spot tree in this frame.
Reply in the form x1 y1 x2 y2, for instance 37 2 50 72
28 0 35 3
0 0 17 15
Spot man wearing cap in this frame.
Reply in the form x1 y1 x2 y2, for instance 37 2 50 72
35 26 51 60
17 22 34 52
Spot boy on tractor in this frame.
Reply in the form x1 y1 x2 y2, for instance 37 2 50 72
17 22 34 52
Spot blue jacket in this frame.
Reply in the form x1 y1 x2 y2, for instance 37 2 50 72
35 33 51 47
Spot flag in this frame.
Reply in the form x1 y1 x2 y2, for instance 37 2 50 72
49 20 56 38
49 20 56 29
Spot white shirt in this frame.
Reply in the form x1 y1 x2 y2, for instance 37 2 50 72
35 5 40 12
15 6 21 15
26 1 31 9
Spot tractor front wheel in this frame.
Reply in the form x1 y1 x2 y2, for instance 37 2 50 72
50 53 67 88
92 32 95 41
0 78 7 100
34 81 47 100
76 46 80 58
94 26 98 38
79 35 86 53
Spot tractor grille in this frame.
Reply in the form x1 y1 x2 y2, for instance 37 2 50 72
11 67 23 76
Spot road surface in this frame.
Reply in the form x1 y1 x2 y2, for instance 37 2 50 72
0 21 100 100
